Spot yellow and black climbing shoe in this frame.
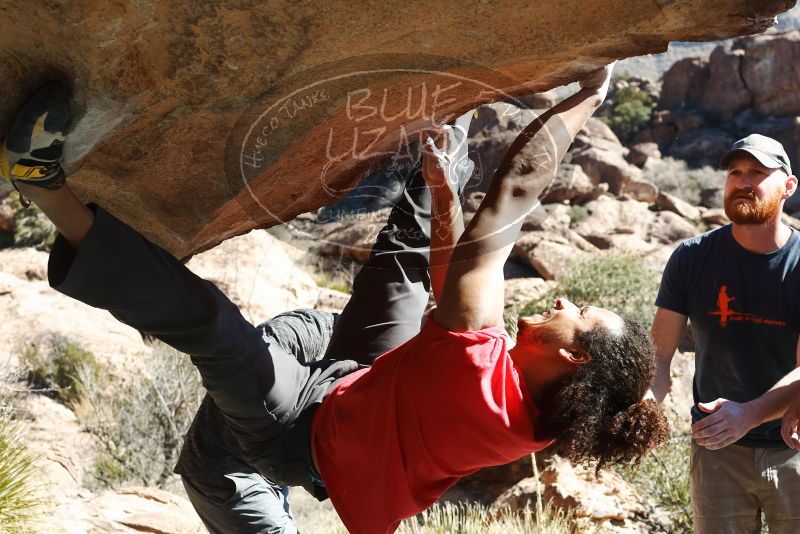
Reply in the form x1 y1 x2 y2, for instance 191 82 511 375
0 82 72 193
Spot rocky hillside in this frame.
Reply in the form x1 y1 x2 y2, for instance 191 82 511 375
621 29 800 213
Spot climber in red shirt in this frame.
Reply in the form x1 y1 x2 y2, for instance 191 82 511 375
311 62 669 533
3 62 667 534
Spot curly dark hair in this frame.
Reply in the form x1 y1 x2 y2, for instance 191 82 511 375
542 316 669 469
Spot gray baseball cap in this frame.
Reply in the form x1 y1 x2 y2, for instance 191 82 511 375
720 134 792 176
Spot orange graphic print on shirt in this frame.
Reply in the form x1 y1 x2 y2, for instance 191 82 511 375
708 285 786 328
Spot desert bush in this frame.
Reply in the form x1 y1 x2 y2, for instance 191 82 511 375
641 157 725 206
79 341 203 490
21 335 102 407
568 205 589 225
0 406 42 532
516 253 661 328
599 82 654 144
2 195 55 251
616 429 692 533
304 255 356 294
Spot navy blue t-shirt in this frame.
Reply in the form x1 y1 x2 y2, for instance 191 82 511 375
656 224 800 447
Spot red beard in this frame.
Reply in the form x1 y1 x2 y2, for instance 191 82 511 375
724 187 783 225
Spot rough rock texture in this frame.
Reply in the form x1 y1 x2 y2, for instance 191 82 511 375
468 102 540 192
648 210 698 244
700 45 752 120
186 227 331 322
622 178 659 204
656 191 702 221
626 142 661 168
311 208 393 263
659 30 800 119
655 29 800 202
740 31 800 117
572 196 653 244
657 57 709 111
571 119 641 194
10 393 205 534
539 456 647 525
0 1 791 258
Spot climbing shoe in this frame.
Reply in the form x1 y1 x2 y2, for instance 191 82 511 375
0 82 72 193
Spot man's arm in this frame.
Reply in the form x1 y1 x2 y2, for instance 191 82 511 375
421 119 470 304
648 307 688 403
433 65 613 331
693 335 800 450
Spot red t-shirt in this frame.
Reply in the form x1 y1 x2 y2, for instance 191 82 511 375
311 318 553 534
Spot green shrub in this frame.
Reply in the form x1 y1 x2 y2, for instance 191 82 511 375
21 335 102 407
599 83 654 144
568 205 589 225
0 406 41 531
641 157 725 206
516 253 660 327
79 341 204 490
5 195 55 251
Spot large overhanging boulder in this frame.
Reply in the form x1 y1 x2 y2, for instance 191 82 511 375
0 1 794 258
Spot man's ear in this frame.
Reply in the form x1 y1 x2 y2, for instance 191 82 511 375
785 174 798 198
558 347 591 365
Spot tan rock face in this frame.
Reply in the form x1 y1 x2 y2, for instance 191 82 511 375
571 119 642 195
540 456 645 522
741 31 800 117
660 29 800 120
701 46 752 120
658 57 709 111
0 1 791 258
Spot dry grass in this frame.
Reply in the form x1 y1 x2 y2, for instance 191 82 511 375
289 489 587 534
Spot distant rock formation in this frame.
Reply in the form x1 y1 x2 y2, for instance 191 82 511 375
643 29 800 209
0 1 792 257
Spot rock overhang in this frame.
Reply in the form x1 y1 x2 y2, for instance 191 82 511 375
0 0 794 258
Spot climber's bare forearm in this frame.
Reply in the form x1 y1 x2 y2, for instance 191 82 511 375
429 188 465 304
461 86 604 259
434 86 607 331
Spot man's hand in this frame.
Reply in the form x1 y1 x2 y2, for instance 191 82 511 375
579 61 615 98
781 398 800 450
421 125 458 193
691 398 758 450
421 112 474 198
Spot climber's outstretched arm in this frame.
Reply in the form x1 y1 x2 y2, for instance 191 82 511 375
420 111 473 304
433 64 614 332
